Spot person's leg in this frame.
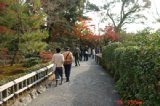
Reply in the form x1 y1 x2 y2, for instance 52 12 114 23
75 57 77 66
66 64 71 82
84 54 86 61
68 64 72 81
82 54 84 61
77 58 80 66
80 54 82 61
54 69 58 87
64 64 69 82
64 64 68 81
59 67 63 85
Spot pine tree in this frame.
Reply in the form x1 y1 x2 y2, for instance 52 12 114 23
0 0 48 65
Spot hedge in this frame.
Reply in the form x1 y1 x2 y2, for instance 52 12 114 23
102 33 160 106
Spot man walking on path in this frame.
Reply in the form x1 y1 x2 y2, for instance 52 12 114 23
84 47 88 61
73 47 80 66
63 47 74 82
52 48 64 87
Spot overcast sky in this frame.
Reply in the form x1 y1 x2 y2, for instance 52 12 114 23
85 0 160 34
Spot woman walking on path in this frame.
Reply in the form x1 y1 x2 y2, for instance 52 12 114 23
52 48 64 87
63 47 74 82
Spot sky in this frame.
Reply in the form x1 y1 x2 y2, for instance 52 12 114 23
85 0 160 34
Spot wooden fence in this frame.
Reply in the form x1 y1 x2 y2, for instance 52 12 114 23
0 64 54 105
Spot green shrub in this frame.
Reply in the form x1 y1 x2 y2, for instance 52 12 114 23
22 57 42 67
102 33 160 105
102 42 122 72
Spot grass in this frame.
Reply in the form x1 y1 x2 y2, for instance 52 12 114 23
0 64 26 75
0 62 51 86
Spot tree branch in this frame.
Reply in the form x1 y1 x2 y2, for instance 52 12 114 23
107 10 116 28
120 0 127 21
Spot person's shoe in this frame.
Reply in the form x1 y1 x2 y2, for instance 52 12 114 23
66 79 70 82
66 77 70 82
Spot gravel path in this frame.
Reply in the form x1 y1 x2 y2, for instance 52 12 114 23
28 59 120 106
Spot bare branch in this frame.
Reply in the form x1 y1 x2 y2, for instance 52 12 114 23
120 0 127 20
107 10 116 28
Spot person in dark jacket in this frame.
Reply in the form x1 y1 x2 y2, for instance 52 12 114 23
73 47 80 66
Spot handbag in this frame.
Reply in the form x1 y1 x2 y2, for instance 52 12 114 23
48 73 55 81
48 64 56 81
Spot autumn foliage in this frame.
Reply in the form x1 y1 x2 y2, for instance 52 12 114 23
40 51 53 62
74 17 118 42
102 26 118 41
0 25 16 33
74 17 94 39
0 2 7 11
0 48 8 55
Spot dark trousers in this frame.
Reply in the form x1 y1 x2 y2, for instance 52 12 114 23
79 54 83 61
84 54 88 61
54 67 63 86
64 64 72 81
54 67 63 80
75 57 80 66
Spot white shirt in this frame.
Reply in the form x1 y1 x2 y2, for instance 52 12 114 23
52 53 64 67
88 48 91 54
92 49 95 55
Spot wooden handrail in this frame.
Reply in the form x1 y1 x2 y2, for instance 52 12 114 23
0 64 54 105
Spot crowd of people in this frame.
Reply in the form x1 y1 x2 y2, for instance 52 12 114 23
73 46 101 63
52 46 101 87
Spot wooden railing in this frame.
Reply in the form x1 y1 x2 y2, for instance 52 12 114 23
0 64 54 105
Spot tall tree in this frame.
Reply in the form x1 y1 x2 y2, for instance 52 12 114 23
101 0 151 33
0 0 48 65
41 0 86 43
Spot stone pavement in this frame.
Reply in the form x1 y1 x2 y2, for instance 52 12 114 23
28 58 121 106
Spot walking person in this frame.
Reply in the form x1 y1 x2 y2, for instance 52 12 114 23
63 47 74 82
73 47 80 66
79 47 83 61
88 47 91 57
84 46 88 61
92 48 96 59
52 48 64 87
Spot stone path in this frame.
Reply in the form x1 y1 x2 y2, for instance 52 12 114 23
28 58 120 106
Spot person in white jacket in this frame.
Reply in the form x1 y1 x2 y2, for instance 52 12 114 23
92 48 95 59
52 48 64 86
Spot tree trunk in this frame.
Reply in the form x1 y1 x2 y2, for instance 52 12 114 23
10 50 18 66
